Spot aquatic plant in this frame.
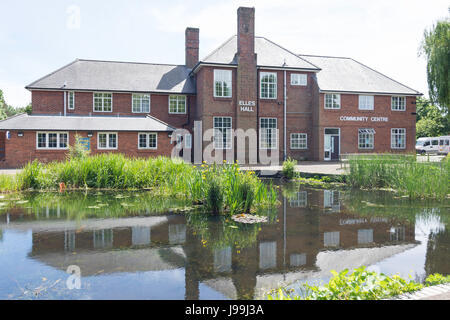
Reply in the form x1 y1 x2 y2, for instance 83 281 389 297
0 155 279 214
346 154 449 199
282 157 297 180
266 266 450 300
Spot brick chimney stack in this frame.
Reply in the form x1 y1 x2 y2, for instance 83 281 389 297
236 7 257 164
185 27 199 69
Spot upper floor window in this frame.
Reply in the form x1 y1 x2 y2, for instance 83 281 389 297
132 94 150 113
138 132 157 149
213 117 232 149
391 128 406 149
260 72 277 99
358 95 374 110
291 73 307 86
358 128 375 149
214 69 232 98
391 96 406 111
290 133 307 149
169 95 186 114
37 132 68 150
260 118 278 149
93 93 112 112
325 93 341 109
98 132 117 150
68 92 75 110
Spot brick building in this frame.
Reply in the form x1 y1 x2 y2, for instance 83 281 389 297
0 7 421 168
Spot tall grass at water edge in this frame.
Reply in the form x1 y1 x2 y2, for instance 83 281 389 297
346 154 449 199
0 154 279 214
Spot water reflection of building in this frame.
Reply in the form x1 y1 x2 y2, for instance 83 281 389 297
0 189 426 300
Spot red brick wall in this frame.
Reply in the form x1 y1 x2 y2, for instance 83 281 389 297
0 130 173 168
316 93 416 160
185 28 199 69
31 90 191 129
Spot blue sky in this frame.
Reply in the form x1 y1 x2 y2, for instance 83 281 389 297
0 0 448 108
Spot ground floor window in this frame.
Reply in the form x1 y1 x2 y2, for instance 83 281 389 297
213 117 232 149
260 118 277 149
358 128 375 149
36 132 68 149
290 133 307 149
391 128 406 149
98 132 117 149
138 133 157 149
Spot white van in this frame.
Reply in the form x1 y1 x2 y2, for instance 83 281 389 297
415 137 440 155
438 136 450 155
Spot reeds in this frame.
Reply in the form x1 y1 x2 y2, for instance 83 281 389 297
0 154 279 214
346 154 449 199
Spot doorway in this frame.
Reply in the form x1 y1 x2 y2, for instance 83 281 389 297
324 128 340 161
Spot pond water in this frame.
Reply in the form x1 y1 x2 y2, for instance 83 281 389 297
0 186 448 300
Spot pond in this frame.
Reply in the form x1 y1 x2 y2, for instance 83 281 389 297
0 185 448 300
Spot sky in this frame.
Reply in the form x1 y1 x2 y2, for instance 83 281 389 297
0 0 448 108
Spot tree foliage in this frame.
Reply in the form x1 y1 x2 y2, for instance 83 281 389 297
415 97 449 138
0 89 31 120
419 18 450 110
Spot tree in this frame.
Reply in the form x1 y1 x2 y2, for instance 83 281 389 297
419 17 450 111
0 89 31 119
415 97 449 137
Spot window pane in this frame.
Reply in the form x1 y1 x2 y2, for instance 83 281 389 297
59 133 68 148
99 134 107 148
48 133 58 148
38 133 46 148
148 134 156 148
109 134 117 148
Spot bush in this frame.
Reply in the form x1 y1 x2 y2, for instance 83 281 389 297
266 266 450 300
205 177 223 214
67 135 91 160
282 157 297 179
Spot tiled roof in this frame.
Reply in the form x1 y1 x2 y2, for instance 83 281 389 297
299 55 421 95
26 59 196 94
199 36 320 70
0 114 176 131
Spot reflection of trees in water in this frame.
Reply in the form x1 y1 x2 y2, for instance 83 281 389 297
425 228 450 276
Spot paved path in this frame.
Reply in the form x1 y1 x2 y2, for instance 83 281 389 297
241 162 345 175
390 283 450 300
0 169 20 175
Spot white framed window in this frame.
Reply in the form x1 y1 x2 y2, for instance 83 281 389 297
260 72 277 99
68 92 75 110
289 191 307 208
138 133 157 150
291 73 307 86
290 133 307 149
324 93 341 109
391 128 406 149
169 95 186 114
98 132 118 150
213 117 232 149
93 93 113 112
260 118 278 149
358 95 374 110
391 96 406 111
214 69 232 98
358 128 375 149
36 132 69 150
132 94 150 113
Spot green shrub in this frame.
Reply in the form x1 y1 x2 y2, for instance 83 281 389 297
282 157 297 179
266 266 450 300
205 177 223 214
68 135 91 160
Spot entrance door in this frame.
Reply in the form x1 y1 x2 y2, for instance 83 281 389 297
324 128 340 161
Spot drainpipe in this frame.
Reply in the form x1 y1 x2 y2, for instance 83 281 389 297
283 70 287 161
63 91 67 116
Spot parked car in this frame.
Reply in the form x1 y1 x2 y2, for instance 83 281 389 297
415 137 440 155
438 135 450 155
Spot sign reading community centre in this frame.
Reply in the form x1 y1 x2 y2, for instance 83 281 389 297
339 116 388 122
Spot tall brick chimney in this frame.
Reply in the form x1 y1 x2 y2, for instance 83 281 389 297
185 27 199 69
236 7 258 164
